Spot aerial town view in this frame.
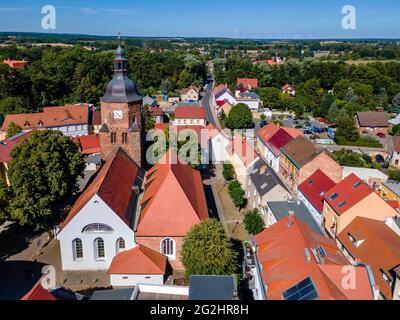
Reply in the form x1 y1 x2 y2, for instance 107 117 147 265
0 0 399 315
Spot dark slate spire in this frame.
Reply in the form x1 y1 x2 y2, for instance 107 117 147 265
101 37 142 104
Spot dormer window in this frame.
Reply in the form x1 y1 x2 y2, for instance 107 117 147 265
353 182 362 189
308 180 315 185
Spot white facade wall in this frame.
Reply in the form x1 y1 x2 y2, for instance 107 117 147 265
256 138 280 173
110 274 164 287
216 92 237 106
174 118 206 127
237 99 260 110
51 124 89 137
298 191 323 226
265 207 278 228
58 194 135 271
210 134 231 163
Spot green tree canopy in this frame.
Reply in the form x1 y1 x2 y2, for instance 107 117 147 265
8 130 85 231
0 180 10 225
243 209 265 235
181 219 238 276
6 122 22 138
336 110 359 142
143 105 155 132
225 103 253 129
0 97 28 116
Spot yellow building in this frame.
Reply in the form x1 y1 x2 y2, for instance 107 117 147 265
379 180 400 202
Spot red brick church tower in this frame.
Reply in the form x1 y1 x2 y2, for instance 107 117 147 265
99 43 143 167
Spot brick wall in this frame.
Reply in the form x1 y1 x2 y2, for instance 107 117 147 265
300 151 343 185
136 236 185 271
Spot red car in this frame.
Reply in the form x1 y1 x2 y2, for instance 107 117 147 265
377 132 386 138
319 118 327 123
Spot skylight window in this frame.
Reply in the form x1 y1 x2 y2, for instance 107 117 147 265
330 193 339 200
353 182 362 189
338 201 347 208
308 180 315 185
261 183 268 189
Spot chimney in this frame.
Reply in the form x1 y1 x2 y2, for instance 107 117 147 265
304 248 311 263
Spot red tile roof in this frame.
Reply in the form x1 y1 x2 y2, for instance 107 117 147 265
254 215 374 300
154 123 169 131
337 217 400 300
175 107 206 120
76 134 100 155
136 151 208 237
92 111 102 126
216 99 228 107
213 84 226 95
323 174 373 216
298 170 337 213
59 148 141 230
237 78 258 88
108 245 167 275
1 104 89 131
20 281 56 300
3 59 29 69
356 112 389 128
233 135 258 167
149 107 164 117
0 131 32 163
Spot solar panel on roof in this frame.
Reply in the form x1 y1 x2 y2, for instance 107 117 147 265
282 277 319 300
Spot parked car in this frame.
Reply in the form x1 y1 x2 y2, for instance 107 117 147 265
375 154 385 163
309 135 317 140
377 132 386 138
319 118 327 123
259 120 268 128
303 130 313 135
304 121 312 127
295 125 303 129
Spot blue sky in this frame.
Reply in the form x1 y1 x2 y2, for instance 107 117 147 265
0 0 399 38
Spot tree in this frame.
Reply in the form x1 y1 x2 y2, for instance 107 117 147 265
6 122 22 138
0 180 10 225
8 130 85 231
243 209 265 235
160 79 174 95
143 105 155 132
228 180 246 209
226 103 253 129
222 163 234 181
258 87 281 106
389 93 400 114
327 102 339 124
181 219 238 276
336 110 359 142
317 93 335 118
388 169 400 182
0 97 27 116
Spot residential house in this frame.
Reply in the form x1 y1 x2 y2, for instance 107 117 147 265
209 128 232 163
355 112 389 135
256 123 302 173
20 282 57 301
265 201 323 234
252 215 377 300
174 107 207 127
0 104 90 139
247 157 291 217
322 174 398 238
279 136 342 192
0 131 32 185
3 59 29 69
213 84 227 96
149 107 165 124
387 136 400 168
75 134 101 171
91 111 102 134
336 217 400 300
214 88 237 107
281 84 296 95
215 99 233 115
236 92 261 110
342 166 388 187
143 96 158 108
57 148 144 271
180 86 200 102
231 136 258 186
298 169 337 227
389 113 400 126
135 152 209 270
379 180 400 202
237 78 258 91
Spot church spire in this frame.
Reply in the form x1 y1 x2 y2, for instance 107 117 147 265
114 33 128 77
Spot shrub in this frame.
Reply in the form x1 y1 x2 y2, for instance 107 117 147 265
243 209 265 235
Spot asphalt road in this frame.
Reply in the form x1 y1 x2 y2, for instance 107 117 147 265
201 80 220 128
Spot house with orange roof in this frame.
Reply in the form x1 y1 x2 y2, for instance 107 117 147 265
322 174 398 238
20 281 56 301
0 104 90 139
57 148 144 271
237 78 258 90
135 151 209 270
279 136 342 192
216 99 233 115
180 86 200 102
173 106 207 127
251 215 378 300
3 59 29 69
336 217 400 300
256 122 302 173
281 84 296 96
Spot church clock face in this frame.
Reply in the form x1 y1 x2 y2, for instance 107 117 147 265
113 110 123 119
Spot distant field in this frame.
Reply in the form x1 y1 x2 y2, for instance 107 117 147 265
327 60 399 65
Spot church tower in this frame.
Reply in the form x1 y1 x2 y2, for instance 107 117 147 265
99 43 143 167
